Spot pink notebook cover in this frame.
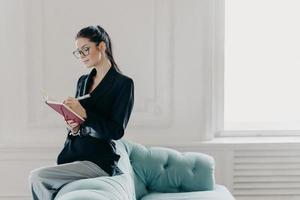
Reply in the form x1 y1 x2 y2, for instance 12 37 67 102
45 101 85 124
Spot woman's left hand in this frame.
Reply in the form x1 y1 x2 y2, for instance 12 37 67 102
63 97 87 119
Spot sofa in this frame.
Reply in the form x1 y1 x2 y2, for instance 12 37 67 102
54 139 235 200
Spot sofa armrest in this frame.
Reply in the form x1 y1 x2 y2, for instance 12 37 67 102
54 174 135 200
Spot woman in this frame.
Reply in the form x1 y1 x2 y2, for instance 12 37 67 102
29 25 134 200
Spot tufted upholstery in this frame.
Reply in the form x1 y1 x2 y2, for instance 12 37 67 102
123 140 215 199
55 139 234 200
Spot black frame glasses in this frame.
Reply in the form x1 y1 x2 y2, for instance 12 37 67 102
72 46 91 59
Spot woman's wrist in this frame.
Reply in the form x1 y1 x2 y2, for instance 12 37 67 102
72 126 80 132
69 126 80 136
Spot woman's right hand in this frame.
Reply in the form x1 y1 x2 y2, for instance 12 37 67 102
65 119 80 134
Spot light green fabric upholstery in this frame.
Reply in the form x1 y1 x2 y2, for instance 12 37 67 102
54 139 234 200
140 185 233 200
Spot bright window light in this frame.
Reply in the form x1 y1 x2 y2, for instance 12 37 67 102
224 0 300 130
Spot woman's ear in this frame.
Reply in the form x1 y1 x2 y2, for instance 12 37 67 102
98 41 106 52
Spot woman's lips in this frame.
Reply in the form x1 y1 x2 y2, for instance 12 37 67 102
83 59 89 63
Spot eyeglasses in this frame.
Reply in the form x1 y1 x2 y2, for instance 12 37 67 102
72 46 90 59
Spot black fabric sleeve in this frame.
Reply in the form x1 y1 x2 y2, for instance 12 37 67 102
81 78 134 140
66 75 85 137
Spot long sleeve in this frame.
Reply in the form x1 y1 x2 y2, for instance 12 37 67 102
80 78 134 140
66 75 85 137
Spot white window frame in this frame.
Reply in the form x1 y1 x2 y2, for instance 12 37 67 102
212 0 300 137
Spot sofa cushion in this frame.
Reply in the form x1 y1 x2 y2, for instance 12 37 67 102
54 189 126 200
140 185 235 200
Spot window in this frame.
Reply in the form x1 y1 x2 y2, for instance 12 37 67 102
224 0 300 132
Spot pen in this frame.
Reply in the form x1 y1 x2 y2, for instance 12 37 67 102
76 94 91 100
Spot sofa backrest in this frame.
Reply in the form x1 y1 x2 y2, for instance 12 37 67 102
117 139 215 200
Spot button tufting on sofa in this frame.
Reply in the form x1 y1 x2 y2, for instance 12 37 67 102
192 166 196 173
163 163 169 169
145 185 150 192
178 185 184 192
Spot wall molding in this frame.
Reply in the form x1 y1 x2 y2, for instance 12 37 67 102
25 0 175 131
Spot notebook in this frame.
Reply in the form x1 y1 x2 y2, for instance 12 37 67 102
45 100 85 124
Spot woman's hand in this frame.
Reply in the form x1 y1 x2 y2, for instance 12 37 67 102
63 97 87 119
65 119 80 134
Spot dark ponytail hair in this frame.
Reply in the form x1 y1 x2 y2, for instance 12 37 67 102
75 25 121 73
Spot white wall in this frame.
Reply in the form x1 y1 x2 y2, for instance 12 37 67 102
0 0 214 146
0 0 217 198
